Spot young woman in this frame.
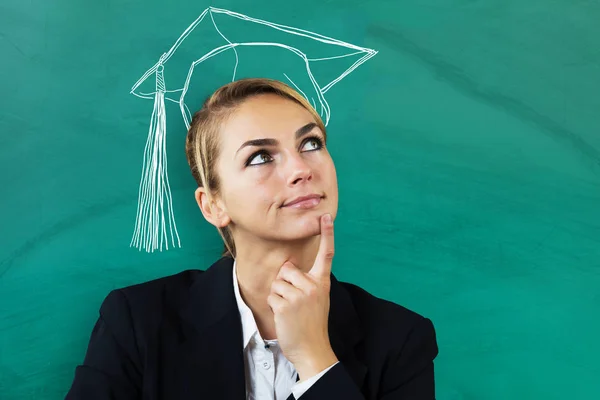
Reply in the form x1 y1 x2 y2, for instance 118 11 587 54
65 78 439 400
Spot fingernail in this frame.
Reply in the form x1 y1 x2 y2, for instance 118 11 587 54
324 214 332 224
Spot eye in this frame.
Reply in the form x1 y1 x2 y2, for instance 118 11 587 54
247 151 273 167
302 135 324 152
245 135 324 167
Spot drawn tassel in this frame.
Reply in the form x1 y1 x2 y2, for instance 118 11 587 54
130 61 181 252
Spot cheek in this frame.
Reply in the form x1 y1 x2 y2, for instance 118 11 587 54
323 158 337 185
324 162 339 204
240 177 280 209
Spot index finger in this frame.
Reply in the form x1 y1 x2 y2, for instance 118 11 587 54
309 213 334 279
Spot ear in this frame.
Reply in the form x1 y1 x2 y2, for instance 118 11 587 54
194 187 231 229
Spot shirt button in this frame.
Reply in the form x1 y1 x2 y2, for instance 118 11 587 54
262 361 271 369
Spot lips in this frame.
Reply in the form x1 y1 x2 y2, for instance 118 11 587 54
282 194 322 207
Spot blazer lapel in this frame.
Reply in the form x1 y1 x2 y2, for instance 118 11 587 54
175 256 367 400
175 256 247 400
322 268 368 393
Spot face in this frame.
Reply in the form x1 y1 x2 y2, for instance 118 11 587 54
199 93 338 245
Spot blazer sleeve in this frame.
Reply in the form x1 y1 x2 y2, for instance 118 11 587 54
297 317 438 400
65 289 143 400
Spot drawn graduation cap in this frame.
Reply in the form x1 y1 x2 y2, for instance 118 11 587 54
129 6 378 252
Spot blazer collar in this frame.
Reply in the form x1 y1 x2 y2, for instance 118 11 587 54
174 256 367 399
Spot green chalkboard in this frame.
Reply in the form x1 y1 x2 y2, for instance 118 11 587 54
1 1 599 399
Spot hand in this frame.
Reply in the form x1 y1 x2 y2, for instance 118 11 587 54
266 213 339 380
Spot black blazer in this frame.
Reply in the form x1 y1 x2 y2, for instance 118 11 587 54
65 256 438 399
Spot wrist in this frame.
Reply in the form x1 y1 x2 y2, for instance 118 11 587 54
294 349 338 381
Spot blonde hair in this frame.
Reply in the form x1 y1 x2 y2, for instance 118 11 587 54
185 78 327 259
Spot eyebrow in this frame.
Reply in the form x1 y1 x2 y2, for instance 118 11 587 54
234 122 319 158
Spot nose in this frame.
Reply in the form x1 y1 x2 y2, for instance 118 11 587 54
285 153 313 186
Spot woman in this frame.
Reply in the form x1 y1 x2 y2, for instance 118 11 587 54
65 78 439 400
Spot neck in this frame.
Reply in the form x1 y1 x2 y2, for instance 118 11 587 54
232 235 321 339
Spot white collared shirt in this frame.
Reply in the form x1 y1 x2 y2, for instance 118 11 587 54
232 260 339 399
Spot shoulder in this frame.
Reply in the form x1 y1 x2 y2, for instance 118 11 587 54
335 280 438 394
336 279 438 356
97 269 204 326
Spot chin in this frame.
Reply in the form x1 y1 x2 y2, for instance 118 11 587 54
293 214 327 236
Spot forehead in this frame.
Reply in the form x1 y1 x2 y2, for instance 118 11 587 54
220 94 317 145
